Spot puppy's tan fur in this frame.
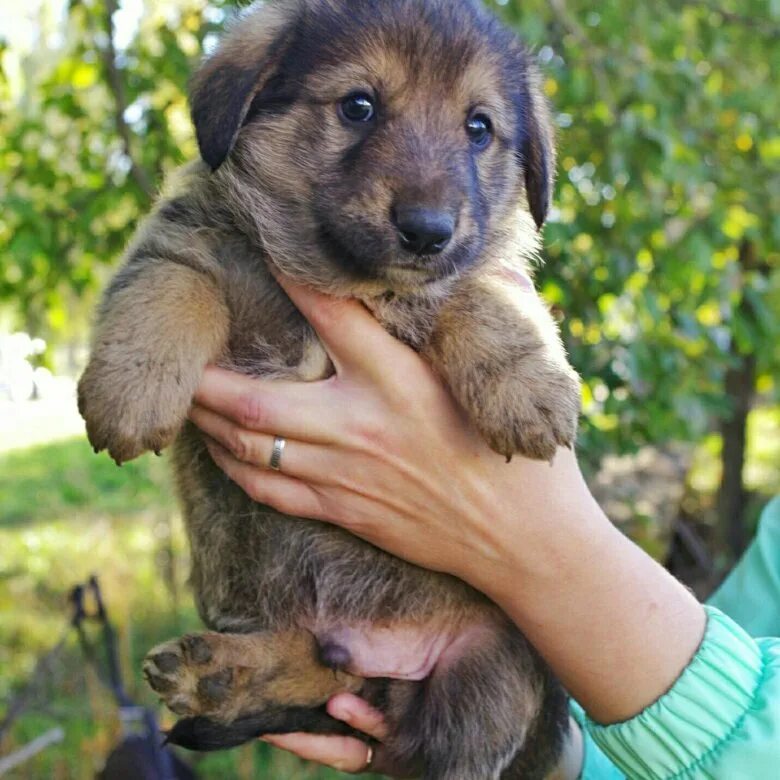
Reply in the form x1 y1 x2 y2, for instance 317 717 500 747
79 1 580 777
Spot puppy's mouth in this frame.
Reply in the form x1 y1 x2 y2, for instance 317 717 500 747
317 221 478 288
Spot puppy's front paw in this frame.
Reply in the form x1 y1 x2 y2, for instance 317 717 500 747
476 361 581 462
77 357 192 464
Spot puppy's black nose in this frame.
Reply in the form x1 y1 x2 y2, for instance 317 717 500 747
393 207 454 256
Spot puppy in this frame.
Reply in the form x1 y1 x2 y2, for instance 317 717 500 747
78 1 581 777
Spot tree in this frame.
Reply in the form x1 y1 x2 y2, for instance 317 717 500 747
0 0 243 337
491 0 780 553
2 0 778 551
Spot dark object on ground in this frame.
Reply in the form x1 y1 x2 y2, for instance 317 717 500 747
0 577 195 779
99 734 195 780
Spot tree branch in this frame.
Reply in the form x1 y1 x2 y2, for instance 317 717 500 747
673 0 780 39
0 728 65 775
100 0 156 200
0 632 69 743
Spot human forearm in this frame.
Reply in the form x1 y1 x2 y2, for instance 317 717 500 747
461 449 706 725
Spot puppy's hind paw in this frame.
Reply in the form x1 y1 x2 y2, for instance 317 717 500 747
144 630 364 725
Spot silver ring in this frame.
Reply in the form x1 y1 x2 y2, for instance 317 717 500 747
364 744 374 770
269 436 286 472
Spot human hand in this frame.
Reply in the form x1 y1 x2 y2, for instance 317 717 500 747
190 275 592 594
262 693 585 779
260 693 418 777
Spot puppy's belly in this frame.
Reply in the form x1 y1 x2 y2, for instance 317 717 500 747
314 618 499 680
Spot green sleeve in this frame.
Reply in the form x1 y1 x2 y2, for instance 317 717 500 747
584 607 780 779
574 497 780 778
570 701 627 779
708 495 780 636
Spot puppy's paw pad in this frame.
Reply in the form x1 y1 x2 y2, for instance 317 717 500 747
181 635 214 665
197 669 234 704
144 635 236 719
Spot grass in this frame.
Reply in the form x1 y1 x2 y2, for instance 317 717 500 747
1 413 778 778
0 437 367 779
0 435 171 527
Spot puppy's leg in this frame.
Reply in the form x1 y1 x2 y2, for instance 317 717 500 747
162 707 366 753
78 260 229 464
424 271 580 462
144 630 364 746
392 626 568 780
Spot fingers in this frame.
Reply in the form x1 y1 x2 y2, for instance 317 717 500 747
194 367 347 443
260 696 392 775
261 733 374 775
327 694 389 741
261 695 413 777
190 404 333 483
274 275 419 381
205 440 327 520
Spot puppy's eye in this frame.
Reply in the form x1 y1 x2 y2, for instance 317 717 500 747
339 93 376 123
466 113 493 149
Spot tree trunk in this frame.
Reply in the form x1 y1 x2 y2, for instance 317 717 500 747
718 354 755 558
717 240 759 559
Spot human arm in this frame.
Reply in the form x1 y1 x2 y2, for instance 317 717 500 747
190 277 704 723
191 279 780 778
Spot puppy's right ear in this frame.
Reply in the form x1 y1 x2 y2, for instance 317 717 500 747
190 3 297 170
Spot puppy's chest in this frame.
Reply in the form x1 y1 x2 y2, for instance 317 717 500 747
274 299 443 382
223 285 445 384
362 290 447 351
224 310 331 382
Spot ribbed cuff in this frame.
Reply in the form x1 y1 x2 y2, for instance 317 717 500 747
570 701 627 779
585 607 765 779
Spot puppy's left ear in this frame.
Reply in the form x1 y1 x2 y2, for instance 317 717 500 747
517 72 557 230
190 3 297 170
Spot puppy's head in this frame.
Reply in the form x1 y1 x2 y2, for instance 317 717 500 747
192 0 555 292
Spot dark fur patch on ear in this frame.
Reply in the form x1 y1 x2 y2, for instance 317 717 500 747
191 62 268 170
514 74 556 230
523 134 552 230
518 111 555 229
165 706 364 752
189 9 303 171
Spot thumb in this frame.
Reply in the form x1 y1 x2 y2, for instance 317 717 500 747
274 274 416 381
327 693 390 741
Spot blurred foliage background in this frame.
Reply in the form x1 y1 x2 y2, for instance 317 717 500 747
0 0 778 777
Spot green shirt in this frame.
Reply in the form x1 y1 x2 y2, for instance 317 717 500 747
575 496 780 779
